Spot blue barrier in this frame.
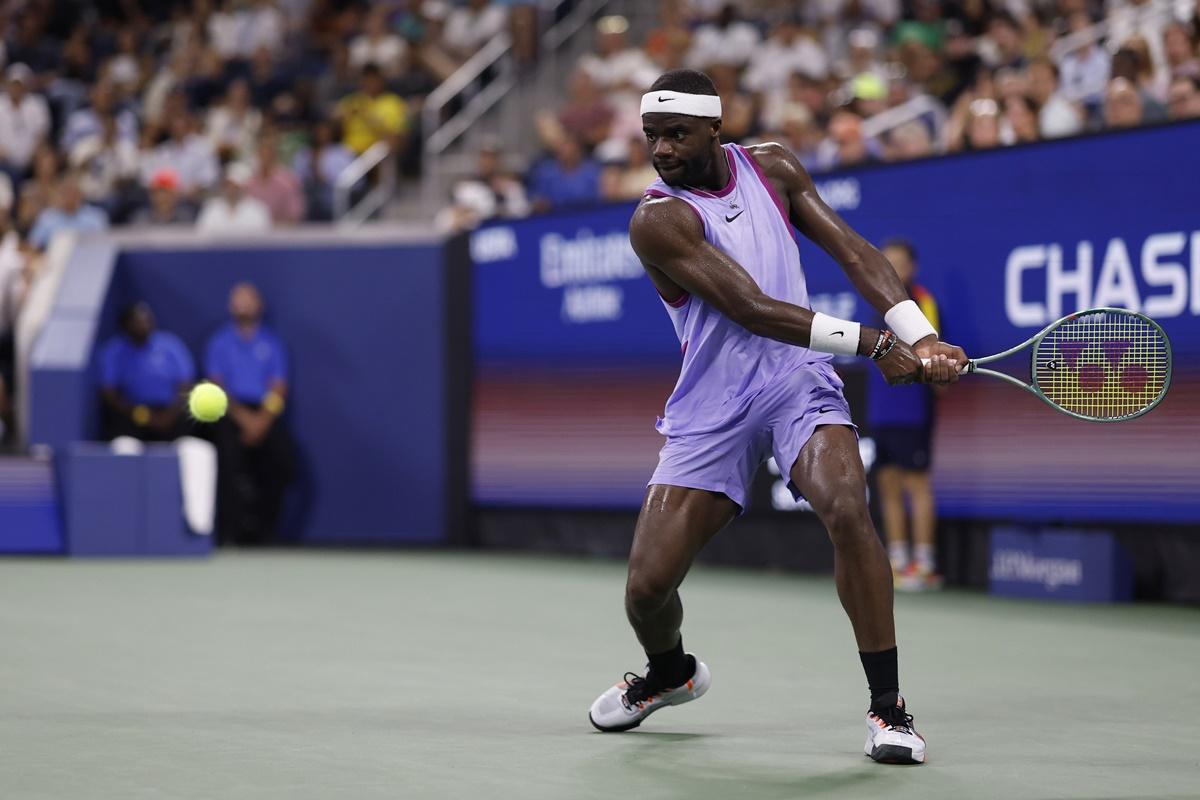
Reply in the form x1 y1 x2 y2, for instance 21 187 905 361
61 442 211 557
111 238 450 545
989 527 1132 602
29 236 118 451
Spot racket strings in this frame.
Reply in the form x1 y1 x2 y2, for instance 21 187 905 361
1033 311 1168 421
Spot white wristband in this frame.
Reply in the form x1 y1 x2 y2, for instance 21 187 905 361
884 299 937 345
809 312 861 357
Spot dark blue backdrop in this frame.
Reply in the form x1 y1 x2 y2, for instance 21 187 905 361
474 122 1200 362
113 242 448 544
471 123 1200 520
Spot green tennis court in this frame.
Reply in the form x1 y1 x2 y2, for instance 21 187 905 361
2 552 1196 799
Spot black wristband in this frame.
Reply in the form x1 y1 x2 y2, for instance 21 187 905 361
870 330 898 361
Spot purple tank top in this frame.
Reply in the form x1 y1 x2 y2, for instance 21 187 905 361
645 143 829 436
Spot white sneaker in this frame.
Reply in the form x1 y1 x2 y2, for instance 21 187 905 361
864 696 926 764
588 655 711 732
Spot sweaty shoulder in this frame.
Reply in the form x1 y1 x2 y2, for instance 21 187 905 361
629 193 705 265
741 141 814 192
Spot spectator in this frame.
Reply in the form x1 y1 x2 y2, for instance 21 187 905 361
438 141 531 231
775 106 824 168
1002 95 1040 144
140 112 220 201
528 136 602 213
867 239 943 592
246 45 290 109
205 282 295 545
443 0 508 64
600 136 659 202
206 79 263 162
1027 58 1084 138
686 3 762 70
815 109 880 170
743 21 829 96
0 64 51 183
98 302 194 442
710 63 758 142
349 7 409 79
197 162 272 234
965 98 1003 150
60 81 139 154
556 70 615 151
1167 74 1200 119
209 0 285 61
1104 76 1147 127
1163 22 1200 79
336 63 409 155
142 46 197 132
886 120 935 161
29 174 109 250
245 133 304 225
1058 12 1111 110
979 11 1028 71
1111 46 1169 121
131 168 197 226
18 145 62 233
69 114 141 216
292 119 355 222
577 16 658 92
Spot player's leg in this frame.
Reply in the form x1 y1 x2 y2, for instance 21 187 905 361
790 424 926 764
625 484 738 655
590 483 738 732
874 463 909 574
791 425 894 652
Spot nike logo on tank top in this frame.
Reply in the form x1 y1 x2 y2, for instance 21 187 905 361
644 144 828 436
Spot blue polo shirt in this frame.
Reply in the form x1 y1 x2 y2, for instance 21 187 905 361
98 330 196 406
205 323 288 404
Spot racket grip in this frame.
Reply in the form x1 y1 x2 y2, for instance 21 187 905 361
920 358 969 373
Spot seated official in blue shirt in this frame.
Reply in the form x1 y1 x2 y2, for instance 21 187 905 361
98 302 195 441
204 282 295 546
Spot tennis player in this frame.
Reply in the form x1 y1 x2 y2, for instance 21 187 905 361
587 70 967 765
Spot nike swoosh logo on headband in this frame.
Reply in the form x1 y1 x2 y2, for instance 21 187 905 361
830 331 845 337
658 97 673 102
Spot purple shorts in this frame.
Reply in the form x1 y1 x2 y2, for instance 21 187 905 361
649 360 855 512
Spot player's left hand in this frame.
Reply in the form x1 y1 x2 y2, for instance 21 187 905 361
914 337 968 385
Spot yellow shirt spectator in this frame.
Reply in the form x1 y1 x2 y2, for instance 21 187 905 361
336 66 409 154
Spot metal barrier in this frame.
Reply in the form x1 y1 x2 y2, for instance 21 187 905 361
333 141 394 228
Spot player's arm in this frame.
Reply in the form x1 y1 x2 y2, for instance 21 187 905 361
759 143 966 381
629 196 923 385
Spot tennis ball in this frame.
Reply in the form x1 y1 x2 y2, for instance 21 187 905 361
188 382 228 423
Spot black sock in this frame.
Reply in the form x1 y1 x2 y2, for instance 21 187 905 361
859 647 899 712
647 637 694 688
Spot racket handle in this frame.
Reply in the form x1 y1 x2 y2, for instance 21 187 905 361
919 358 970 373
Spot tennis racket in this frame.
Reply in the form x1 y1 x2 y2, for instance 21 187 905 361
941 307 1172 422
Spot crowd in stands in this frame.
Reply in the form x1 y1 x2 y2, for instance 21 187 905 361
0 0 526 441
445 0 1200 228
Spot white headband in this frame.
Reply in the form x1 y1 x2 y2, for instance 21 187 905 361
640 90 722 118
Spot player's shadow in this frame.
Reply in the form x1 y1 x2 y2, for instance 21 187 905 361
621 731 709 742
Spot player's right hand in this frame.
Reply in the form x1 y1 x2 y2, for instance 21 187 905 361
874 340 925 386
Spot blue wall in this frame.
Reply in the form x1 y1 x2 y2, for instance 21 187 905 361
111 241 449 544
470 122 1200 521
